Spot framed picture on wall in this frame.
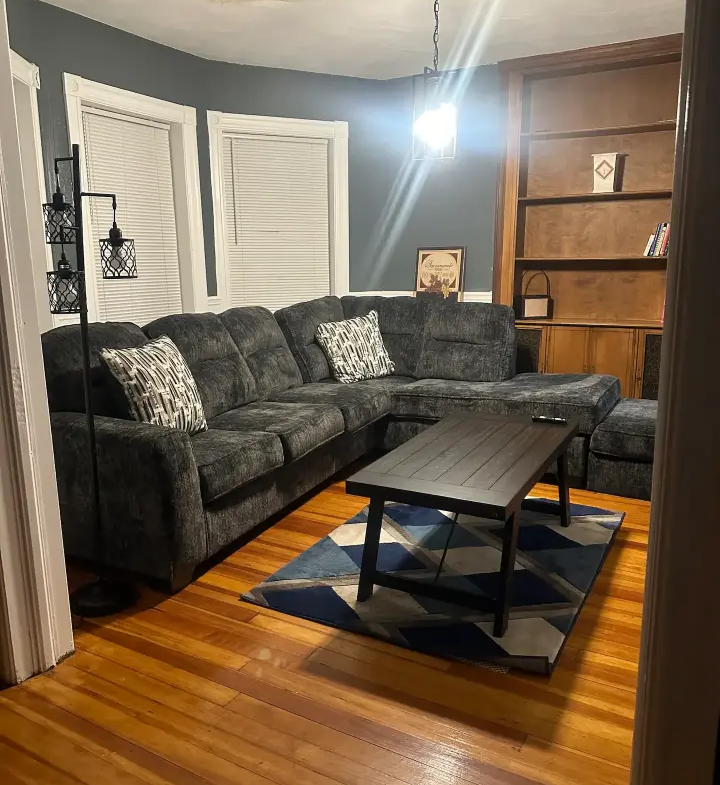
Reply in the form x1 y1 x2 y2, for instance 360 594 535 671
414 247 466 301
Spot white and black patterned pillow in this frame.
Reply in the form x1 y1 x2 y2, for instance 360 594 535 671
315 310 395 384
100 336 207 435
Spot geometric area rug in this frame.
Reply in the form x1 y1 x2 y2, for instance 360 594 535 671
242 499 624 675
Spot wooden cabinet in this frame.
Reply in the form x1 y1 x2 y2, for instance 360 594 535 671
587 328 638 396
533 323 658 398
545 326 590 374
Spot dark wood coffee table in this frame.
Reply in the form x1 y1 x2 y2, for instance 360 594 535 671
346 413 579 637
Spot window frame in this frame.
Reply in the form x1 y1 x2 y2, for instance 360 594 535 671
63 73 207 322
207 111 349 312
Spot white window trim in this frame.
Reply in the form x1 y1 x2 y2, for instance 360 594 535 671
10 50 54 332
63 73 208 321
207 111 349 313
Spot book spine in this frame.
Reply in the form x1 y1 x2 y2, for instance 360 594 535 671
648 223 662 257
653 224 665 256
643 233 655 257
660 223 671 256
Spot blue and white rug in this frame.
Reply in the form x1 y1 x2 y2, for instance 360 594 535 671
242 499 624 674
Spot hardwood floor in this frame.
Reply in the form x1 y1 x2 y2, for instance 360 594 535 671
0 481 649 785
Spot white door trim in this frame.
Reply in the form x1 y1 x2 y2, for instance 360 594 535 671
10 50 54 333
0 4 73 684
63 73 208 320
207 111 349 312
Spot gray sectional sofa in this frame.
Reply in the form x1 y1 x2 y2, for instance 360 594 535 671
41 295 652 591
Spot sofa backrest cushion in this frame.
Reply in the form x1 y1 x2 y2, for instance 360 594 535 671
143 312 257 418
274 296 344 383
415 301 516 382
41 322 147 416
220 306 303 399
341 295 429 378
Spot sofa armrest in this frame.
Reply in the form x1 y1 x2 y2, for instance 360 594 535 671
50 412 206 585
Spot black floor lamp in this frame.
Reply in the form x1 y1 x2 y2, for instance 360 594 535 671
44 143 139 617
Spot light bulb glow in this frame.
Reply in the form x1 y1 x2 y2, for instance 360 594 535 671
413 102 457 151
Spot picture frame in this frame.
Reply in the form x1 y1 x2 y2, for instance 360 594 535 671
414 246 466 302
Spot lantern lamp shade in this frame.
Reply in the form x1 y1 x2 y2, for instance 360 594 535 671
99 236 137 279
47 268 84 314
43 203 77 245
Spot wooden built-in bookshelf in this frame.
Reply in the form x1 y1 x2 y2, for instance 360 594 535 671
495 35 682 398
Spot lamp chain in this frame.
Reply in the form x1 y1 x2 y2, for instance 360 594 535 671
433 0 440 72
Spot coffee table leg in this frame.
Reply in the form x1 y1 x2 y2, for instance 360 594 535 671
493 512 519 638
557 451 571 528
357 496 384 602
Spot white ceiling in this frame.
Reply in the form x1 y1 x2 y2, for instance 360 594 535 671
39 0 686 79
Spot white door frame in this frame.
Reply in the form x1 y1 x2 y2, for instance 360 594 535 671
63 73 208 320
0 1 74 684
10 50 53 333
206 111 349 312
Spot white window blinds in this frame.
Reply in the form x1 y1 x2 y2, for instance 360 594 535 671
82 108 182 324
222 134 331 312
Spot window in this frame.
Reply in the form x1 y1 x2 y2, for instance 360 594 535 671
208 112 349 312
64 74 207 323
82 109 182 324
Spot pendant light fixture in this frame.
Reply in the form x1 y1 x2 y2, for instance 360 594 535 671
98 197 137 279
43 165 77 244
413 0 457 159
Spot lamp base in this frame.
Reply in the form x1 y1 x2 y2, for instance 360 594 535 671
70 577 138 618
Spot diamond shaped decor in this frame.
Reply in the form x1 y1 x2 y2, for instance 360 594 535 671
594 159 615 179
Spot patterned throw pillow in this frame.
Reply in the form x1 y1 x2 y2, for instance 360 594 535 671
100 336 207 435
315 310 395 384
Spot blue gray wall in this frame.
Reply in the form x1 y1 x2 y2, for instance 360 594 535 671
6 0 502 295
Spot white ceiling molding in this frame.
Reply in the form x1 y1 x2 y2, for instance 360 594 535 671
39 0 685 79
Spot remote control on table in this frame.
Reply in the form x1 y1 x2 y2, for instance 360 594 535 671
531 415 568 425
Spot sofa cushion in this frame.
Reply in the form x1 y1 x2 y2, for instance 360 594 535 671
415 301 516 382
190 429 284 504
208 402 344 461
316 310 395 384
220 307 303 399
589 398 658 462
270 381 391 433
41 322 147 416
274 296 344 383
100 336 208 435
341 296 429 378
392 373 620 434
143 312 257 419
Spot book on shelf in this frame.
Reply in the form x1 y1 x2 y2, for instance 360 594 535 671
644 222 671 257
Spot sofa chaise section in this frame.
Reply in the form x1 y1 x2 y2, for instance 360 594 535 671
587 398 657 500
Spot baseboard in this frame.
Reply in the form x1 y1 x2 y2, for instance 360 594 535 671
347 290 493 302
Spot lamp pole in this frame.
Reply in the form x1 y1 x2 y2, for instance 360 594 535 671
47 143 137 617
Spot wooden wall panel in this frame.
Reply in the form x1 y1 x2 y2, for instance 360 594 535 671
525 268 667 322
526 131 677 196
523 199 673 258
528 62 681 132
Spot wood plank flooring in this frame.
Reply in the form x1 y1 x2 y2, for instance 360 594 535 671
0 481 648 785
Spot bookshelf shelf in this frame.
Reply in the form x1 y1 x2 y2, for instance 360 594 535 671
521 120 677 141
518 190 673 205
517 256 668 265
517 317 664 329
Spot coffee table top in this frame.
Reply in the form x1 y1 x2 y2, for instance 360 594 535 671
346 413 578 519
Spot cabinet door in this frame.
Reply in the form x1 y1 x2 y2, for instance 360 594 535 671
545 326 590 374
516 326 547 373
588 327 638 395
635 329 663 399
